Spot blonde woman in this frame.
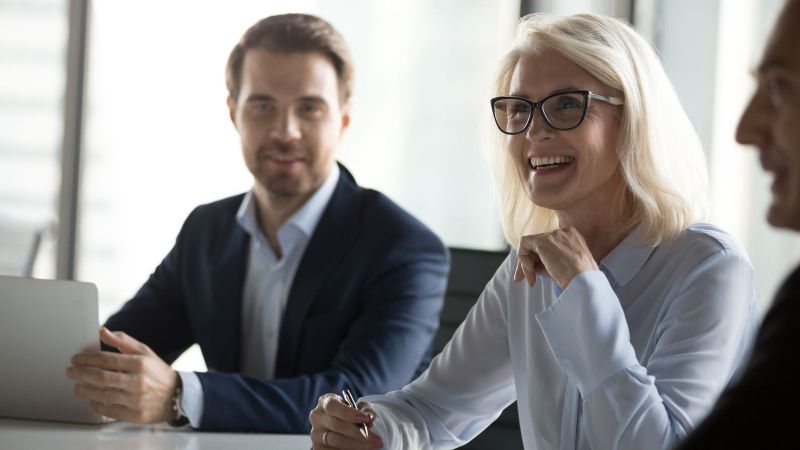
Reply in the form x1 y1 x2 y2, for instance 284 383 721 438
309 13 755 450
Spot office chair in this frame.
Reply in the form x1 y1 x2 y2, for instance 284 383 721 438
0 217 46 277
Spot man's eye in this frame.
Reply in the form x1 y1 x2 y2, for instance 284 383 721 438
769 79 783 95
253 102 275 113
299 103 322 115
767 79 785 107
300 104 318 113
298 103 324 117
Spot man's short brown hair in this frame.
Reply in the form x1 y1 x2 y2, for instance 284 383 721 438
225 13 354 104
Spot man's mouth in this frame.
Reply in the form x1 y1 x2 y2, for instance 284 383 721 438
529 155 575 170
262 153 304 163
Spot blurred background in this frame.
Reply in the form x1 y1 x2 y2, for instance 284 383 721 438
0 0 795 372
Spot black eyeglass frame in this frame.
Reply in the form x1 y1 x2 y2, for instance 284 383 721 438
490 90 624 135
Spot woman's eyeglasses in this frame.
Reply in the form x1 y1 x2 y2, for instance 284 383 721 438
490 90 623 135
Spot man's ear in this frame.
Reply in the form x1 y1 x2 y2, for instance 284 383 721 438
339 100 351 132
227 96 238 128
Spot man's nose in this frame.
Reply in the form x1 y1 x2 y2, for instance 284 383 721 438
271 112 302 141
735 91 768 148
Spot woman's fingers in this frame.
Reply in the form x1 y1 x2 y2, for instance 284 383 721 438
356 400 378 428
320 394 371 425
310 394 384 449
517 230 595 288
518 255 539 286
516 235 543 285
513 261 525 283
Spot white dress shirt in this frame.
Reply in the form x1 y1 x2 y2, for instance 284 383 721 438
177 164 340 427
365 223 756 450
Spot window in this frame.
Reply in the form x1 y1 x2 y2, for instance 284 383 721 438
0 0 67 278
636 0 797 312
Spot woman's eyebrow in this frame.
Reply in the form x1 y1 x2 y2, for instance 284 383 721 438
508 86 582 99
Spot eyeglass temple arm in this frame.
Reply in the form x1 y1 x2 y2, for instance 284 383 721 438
589 92 624 106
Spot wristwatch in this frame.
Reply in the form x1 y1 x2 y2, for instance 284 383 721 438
169 385 190 427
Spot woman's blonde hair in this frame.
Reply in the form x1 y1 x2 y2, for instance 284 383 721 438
490 13 708 247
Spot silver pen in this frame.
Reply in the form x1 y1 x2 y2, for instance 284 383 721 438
342 388 369 438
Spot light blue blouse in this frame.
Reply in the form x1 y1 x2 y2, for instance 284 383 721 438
365 223 756 450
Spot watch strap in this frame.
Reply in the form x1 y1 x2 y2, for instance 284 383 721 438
168 385 190 427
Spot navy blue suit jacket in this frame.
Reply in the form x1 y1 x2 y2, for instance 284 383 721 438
104 164 449 432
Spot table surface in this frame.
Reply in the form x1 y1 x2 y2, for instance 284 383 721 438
0 418 311 450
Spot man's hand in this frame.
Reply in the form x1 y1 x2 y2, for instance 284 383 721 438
66 326 179 424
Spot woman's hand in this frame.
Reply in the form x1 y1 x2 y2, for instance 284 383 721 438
309 393 384 449
514 227 599 289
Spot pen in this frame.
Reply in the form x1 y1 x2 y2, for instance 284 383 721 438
342 388 369 438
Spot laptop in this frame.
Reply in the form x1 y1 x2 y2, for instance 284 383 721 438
0 275 108 424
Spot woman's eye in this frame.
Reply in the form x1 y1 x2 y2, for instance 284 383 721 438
510 104 530 116
556 98 580 110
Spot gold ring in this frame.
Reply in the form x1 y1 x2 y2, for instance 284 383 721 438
323 430 330 446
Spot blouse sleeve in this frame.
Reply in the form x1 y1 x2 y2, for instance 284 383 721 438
535 247 755 449
364 254 518 450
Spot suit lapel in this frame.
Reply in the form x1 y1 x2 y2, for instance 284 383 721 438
210 216 249 373
275 165 361 377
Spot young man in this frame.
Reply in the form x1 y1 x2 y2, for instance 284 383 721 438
678 1 800 447
66 14 449 433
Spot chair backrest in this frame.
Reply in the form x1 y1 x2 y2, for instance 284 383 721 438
435 247 507 352
436 247 524 450
0 218 45 277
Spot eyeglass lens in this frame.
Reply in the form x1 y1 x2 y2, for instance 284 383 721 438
493 93 587 133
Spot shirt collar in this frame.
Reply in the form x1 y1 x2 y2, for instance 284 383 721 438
236 164 340 241
599 225 656 287
287 163 340 237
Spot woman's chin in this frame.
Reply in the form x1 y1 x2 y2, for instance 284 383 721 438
525 189 566 210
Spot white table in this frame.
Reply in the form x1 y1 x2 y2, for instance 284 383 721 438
0 418 311 450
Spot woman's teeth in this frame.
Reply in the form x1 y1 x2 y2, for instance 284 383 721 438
529 155 574 170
